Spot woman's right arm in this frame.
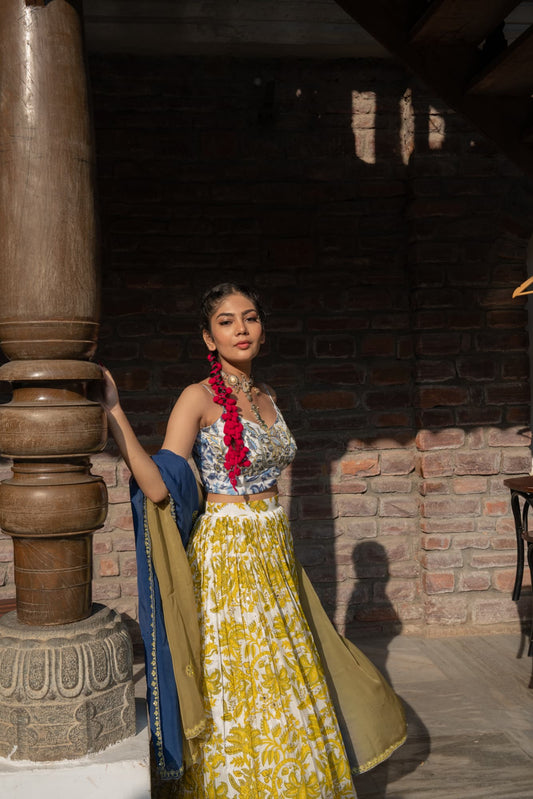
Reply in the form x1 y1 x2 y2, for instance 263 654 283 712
99 369 207 504
99 367 170 503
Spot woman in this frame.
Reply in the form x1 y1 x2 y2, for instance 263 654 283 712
100 282 405 798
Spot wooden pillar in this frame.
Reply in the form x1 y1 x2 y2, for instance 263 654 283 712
0 1 135 761
0 0 106 625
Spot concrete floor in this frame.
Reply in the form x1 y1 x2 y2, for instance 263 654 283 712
353 631 533 799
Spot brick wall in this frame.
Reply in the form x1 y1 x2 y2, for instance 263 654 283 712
1 55 532 641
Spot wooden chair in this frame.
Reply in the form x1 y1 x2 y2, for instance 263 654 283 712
504 477 533 655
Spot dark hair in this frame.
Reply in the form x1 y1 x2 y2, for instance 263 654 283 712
199 282 266 333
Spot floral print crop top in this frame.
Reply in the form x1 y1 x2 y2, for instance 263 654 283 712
192 392 297 495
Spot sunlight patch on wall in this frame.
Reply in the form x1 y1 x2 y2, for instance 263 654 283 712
351 90 376 164
399 88 415 166
428 105 446 150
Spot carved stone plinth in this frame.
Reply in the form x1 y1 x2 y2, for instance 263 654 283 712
0 605 136 761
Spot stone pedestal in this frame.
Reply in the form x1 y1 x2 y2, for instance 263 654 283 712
0 700 150 799
0 605 136 761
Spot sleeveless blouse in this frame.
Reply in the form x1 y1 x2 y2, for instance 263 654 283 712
192 391 296 495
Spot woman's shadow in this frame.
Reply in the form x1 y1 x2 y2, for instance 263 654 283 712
348 542 431 799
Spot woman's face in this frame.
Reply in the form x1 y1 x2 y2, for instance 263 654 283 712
203 292 264 367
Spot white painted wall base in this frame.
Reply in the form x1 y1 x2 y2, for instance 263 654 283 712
0 698 150 799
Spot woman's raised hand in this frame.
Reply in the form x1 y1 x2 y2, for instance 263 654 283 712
95 365 121 413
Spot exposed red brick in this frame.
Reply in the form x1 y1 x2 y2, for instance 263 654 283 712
379 518 419 536
451 534 490 549
420 550 463 569
421 518 476 533
501 452 532 474
347 433 414 451
495 518 516 535
501 353 529 379
472 598 520 624
364 388 412 410
277 336 308 359
457 572 491 591
417 386 469 409
505 406 530 424
370 364 412 385
330 480 368 494
381 451 416 475
341 456 379 477
487 428 532 447
98 556 120 577
299 391 358 410
415 360 456 383
300 496 336 520
142 339 183 361
421 535 451 551
420 451 454 478
313 337 355 358
379 497 419 517
470 551 517 568
421 496 480 517
360 335 396 357
35 57 533 635
490 536 516 550
452 476 487 494
92 581 121 601
483 499 509 516
455 406 503 426
420 479 449 495
371 411 413 428
415 332 461 355
107 485 131 504
336 518 378 539
372 476 413 493
336 495 378 517
389 561 421 579
485 382 529 404
112 531 136 552
119 554 138 578
423 572 455 594
454 452 501 475
492 569 518 592
456 357 497 381
416 429 465 451
305 364 366 385
425 595 468 625
93 534 113 555
374 580 416 602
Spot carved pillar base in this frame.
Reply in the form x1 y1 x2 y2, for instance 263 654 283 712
0 605 136 761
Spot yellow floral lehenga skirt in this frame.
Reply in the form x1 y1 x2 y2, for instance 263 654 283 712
178 497 357 799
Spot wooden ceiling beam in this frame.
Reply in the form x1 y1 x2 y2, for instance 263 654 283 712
333 0 415 49
410 0 521 45
333 0 533 176
468 24 533 95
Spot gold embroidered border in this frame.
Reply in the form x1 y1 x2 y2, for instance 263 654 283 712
142 497 184 781
351 730 408 775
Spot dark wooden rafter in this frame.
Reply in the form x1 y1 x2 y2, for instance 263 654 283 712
469 24 533 95
411 0 520 45
335 0 533 176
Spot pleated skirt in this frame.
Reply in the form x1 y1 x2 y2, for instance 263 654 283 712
178 497 357 799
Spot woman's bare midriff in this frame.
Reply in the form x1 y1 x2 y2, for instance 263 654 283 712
206 485 278 503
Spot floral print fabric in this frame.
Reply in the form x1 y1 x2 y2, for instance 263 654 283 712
192 404 297 496
178 498 357 799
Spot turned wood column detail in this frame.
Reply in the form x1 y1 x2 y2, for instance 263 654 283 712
0 0 106 625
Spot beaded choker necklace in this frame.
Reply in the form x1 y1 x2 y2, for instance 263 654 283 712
221 370 269 432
